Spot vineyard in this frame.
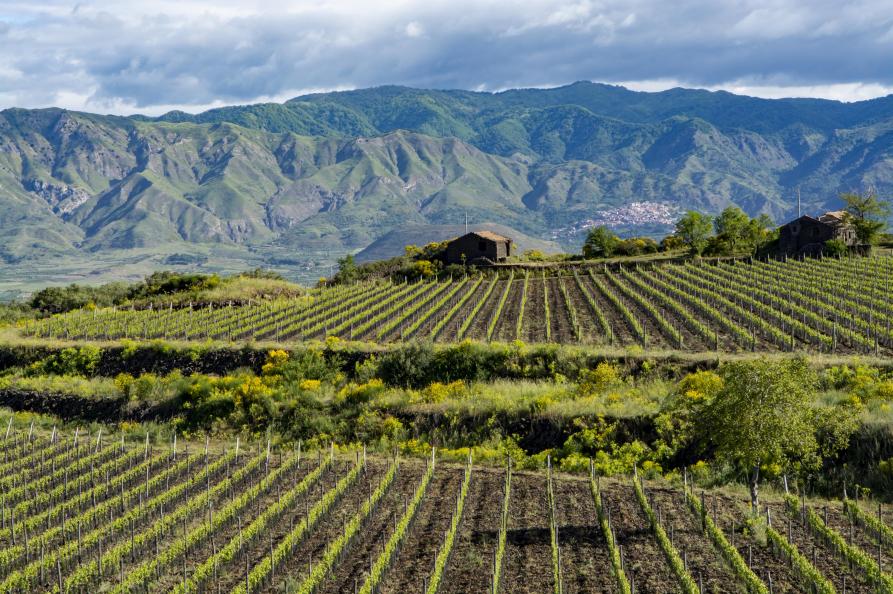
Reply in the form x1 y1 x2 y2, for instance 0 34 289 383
23 255 893 354
0 426 891 593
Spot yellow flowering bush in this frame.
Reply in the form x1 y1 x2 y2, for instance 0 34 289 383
117 421 139 433
578 362 622 395
689 460 711 483
299 379 321 391
398 438 432 457
676 370 723 403
262 349 289 375
640 460 663 479
412 259 436 278
236 376 272 401
114 372 135 395
414 380 468 404
336 378 385 404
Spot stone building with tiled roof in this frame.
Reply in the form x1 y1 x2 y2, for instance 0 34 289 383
778 211 858 256
444 231 513 264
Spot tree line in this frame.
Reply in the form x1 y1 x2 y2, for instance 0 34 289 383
584 189 890 259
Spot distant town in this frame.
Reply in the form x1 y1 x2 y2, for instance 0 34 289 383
551 201 682 240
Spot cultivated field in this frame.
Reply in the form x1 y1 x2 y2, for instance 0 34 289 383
23 255 893 355
1 428 892 593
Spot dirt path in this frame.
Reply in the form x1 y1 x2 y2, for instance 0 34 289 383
547 277 577 344
492 279 523 342
554 478 616 594
523 275 548 343
316 463 424 594
768 501 874 593
600 482 679 594
564 274 608 344
646 486 745 593
502 472 554 593
377 467 464 594
691 491 805 594
439 467 504 594
463 279 509 342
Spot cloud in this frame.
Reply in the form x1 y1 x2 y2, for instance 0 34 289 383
405 21 424 38
0 0 892 114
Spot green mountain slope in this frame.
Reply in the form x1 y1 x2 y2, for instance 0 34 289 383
2 82 893 284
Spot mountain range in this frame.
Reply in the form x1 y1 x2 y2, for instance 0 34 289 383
2 81 893 286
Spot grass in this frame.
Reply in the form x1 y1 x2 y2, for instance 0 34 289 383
370 376 673 421
0 373 120 400
545 381 669 419
372 380 567 416
147 275 306 305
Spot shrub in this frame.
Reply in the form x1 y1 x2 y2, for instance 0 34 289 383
823 238 850 257
579 362 622 395
28 282 131 313
355 410 404 442
414 380 469 404
276 349 342 384
299 379 322 391
377 343 436 388
430 342 495 384
336 379 386 406
29 346 102 376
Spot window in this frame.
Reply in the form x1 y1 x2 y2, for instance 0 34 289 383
478 241 487 252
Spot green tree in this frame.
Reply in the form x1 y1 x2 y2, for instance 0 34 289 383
746 214 777 251
675 211 713 255
714 207 751 253
332 254 359 284
841 189 890 245
700 358 819 509
708 208 775 255
582 226 620 259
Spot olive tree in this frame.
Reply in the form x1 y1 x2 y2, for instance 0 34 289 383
700 358 819 509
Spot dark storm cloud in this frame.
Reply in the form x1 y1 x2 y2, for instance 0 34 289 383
1 0 892 113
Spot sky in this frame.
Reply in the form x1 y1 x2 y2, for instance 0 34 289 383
1 0 892 115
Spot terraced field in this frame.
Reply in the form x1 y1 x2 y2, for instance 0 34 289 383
1 427 891 593
25 255 893 355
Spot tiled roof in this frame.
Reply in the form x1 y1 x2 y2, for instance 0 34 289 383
818 211 848 226
468 231 511 242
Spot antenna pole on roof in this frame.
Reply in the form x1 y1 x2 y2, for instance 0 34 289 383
797 187 801 218
465 211 468 234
